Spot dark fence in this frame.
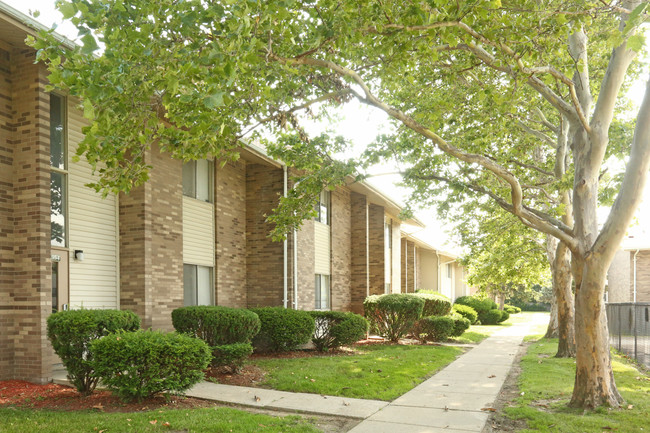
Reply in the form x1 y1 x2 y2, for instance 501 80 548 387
606 303 650 367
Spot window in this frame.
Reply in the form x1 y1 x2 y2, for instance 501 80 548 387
447 263 453 279
183 264 213 306
384 218 392 293
50 93 67 247
314 190 330 224
182 159 213 202
315 274 330 309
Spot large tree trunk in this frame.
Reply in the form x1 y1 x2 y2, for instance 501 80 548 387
554 242 575 357
545 297 559 338
569 254 621 408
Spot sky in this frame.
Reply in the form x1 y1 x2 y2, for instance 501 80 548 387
7 0 650 253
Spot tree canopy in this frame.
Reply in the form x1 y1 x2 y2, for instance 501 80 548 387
33 0 650 409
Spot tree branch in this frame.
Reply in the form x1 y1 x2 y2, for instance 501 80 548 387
515 120 556 147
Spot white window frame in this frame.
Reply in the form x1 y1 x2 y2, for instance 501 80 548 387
314 189 330 225
183 264 214 306
50 93 68 248
315 274 331 310
182 159 213 203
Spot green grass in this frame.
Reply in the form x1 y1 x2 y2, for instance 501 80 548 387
0 406 321 433
453 312 549 344
504 338 650 432
252 344 463 401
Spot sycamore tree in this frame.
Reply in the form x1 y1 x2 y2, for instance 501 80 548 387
34 0 650 408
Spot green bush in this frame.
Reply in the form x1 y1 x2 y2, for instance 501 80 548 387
504 304 521 314
413 291 452 316
172 306 260 369
171 306 260 345
480 309 506 325
212 343 253 372
499 310 510 323
364 294 425 342
250 307 315 352
46 309 140 395
452 304 478 324
91 330 211 402
454 296 497 315
413 316 455 342
309 311 368 352
449 313 471 337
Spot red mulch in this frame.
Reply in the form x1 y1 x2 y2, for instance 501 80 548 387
0 380 213 412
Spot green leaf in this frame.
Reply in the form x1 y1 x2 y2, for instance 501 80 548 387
57 1 77 19
80 33 99 54
627 33 645 52
204 92 225 109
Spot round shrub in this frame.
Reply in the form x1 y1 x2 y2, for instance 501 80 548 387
46 309 141 395
413 291 452 316
309 311 368 352
413 316 455 342
480 309 506 325
452 304 478 324
91 330 211 402
172 306 260 369
250 307 315 352
454 296 496 315
449 313 471 337
364 294 425 342
212 343 253 372
171 306 260 345
504 304 521 314
499 310 510 323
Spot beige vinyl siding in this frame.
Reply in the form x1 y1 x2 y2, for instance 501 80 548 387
67 99 119 309
183 196 215 267
314 222 331 275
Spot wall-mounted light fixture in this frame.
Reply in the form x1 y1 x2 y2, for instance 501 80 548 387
74 250 84 261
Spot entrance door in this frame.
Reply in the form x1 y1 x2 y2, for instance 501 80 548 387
51 248 69 313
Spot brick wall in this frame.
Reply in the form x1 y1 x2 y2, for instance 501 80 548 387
400 240 415 293
331 187 351 311
120 146 183 331
368 203 385 296
245 164 284 307
215 160 247 307
5 50 52 382
350 192 368 314
0 45 14 379
415 247 422 290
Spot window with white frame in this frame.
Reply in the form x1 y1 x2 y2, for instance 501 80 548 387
315 274 330 309
182 159 213 202
384 218 392 293
183 264 213 306
447 263 453 279
314 189 330 224
50 93 67 247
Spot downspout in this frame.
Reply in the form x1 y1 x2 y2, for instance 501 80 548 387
293 227 298 309
634 249 640 303
283 165 288 309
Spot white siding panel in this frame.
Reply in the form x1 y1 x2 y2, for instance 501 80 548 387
314 222 330 275
67 99 119 309
183 196 215 267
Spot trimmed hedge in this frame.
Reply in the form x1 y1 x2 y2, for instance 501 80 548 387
413 291 452 316
480 309 507 325
504 304 522 314
172 306 260 370
454 296 497 315
250 307 315 352
309 311 368 352
364 294 425 342
413 316 455 342
91 330 211 402
450 313 471 337
452 304 478 324
46 309 140 395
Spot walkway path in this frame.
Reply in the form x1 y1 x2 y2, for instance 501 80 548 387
52 313 549 432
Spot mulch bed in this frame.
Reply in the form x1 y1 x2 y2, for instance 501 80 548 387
0 380 214 412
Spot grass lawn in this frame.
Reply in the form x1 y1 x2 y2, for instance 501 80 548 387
454 311 549 344
0 406 322 433
504 338 650 432
253 344 463 401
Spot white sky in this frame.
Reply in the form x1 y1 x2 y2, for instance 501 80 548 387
9 0 650 252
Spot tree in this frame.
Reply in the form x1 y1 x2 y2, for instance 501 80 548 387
33 0 650 408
